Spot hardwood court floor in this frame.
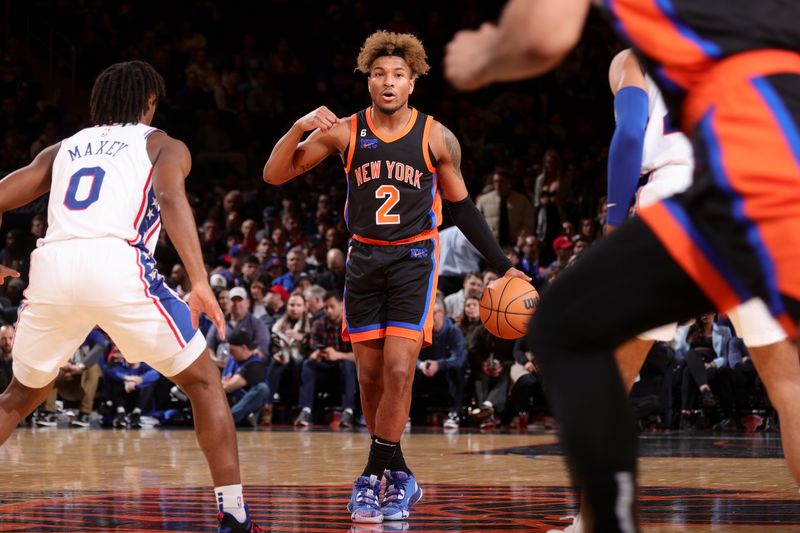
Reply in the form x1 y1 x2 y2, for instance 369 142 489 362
0 426 798 532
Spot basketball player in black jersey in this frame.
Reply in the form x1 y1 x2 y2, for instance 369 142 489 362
264 31 528 523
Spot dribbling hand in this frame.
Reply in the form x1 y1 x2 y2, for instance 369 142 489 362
0 265 20 285
190 282 227 340
295 106 342 133
489 267 531 289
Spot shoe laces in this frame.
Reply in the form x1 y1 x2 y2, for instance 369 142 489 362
355 478 381 508
383 473 408 505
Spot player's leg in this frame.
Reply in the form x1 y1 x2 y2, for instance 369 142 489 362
353 339 385 434
0 378 55 439
728 300 800 484
376 239 438 521
1 301 93 441
344 240 394 523
99 247 261 532
169 352 241 484
530 217 714 533
748 341 800 484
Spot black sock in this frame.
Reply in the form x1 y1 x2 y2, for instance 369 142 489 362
361 435 398 478
387 441 412 474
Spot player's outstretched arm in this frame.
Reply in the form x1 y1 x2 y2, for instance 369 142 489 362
432 122 529 282
148 133 226 339
262 106 349 185
606 50 648 233
445 0 592 91
0 143 58 215
0 142 59 284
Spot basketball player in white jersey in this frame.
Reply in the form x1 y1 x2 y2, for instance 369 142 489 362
547 49 796 533
0 61 263 533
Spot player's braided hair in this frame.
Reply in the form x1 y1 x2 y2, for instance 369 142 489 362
356 30 430 78
89 60 165 125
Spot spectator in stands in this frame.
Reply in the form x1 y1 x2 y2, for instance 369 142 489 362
676 314 739 430
255 236 274 263
222 330 270 426
0 324 13 394
272 246 307 293
316 248 345 296
294 292 356 428
459 296 483 342
629 342 676 430
0 229 30 284
437 226 482 296
519 235 546 290
168 264 192 298
263 256 284 284
240 254 261 288
482 270 498 289
444 272 483 321
249 279 269 320
218 246 247 287
544 236 573 280
303 284 327 321
30 214 47 240
200 219 224 260
468 320 517 428
534 148 562 210
103 345 160 429
261 284 288 330
282 213 306 249
36 329 107 428
414 300 467 428
503 337 545 428
241 219 259 252
268 291 311 410
578 217 598 243
205 286 270 368
477 169 534 247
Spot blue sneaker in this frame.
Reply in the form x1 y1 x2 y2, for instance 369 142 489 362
217 502 265 532
347 474 383 523
381 471 422 521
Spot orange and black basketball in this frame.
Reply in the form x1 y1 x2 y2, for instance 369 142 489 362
479 277 538 339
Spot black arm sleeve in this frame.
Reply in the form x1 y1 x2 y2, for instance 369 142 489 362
445 196 512 275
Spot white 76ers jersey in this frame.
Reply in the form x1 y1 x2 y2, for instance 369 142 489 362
641 75 693 173
42 123 163 254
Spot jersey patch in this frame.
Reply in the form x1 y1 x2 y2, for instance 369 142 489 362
360 138 379 149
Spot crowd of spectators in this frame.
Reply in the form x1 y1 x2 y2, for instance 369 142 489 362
0 1 775 431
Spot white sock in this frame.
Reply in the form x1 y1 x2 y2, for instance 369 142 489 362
215 484 246 523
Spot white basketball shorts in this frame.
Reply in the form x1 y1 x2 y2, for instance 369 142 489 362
12 237 205 388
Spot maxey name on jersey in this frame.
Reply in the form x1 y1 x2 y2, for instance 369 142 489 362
66 140 130 160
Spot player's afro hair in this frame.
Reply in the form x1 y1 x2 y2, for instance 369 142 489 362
356 30 430 78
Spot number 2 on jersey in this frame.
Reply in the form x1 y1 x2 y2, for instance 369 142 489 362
63 166 106 210
375 185 400 225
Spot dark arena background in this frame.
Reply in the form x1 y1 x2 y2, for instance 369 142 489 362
0 1 798 532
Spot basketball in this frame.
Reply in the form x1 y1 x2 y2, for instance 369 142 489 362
479 277 539 339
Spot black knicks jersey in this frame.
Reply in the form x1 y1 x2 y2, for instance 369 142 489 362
343 107 442 243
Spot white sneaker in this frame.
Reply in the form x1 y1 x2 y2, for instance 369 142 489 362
443 412 459 429
546 514 583 533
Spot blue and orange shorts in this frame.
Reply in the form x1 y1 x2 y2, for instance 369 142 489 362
603 0 800 336
639 51 800 338
342 231 440 347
